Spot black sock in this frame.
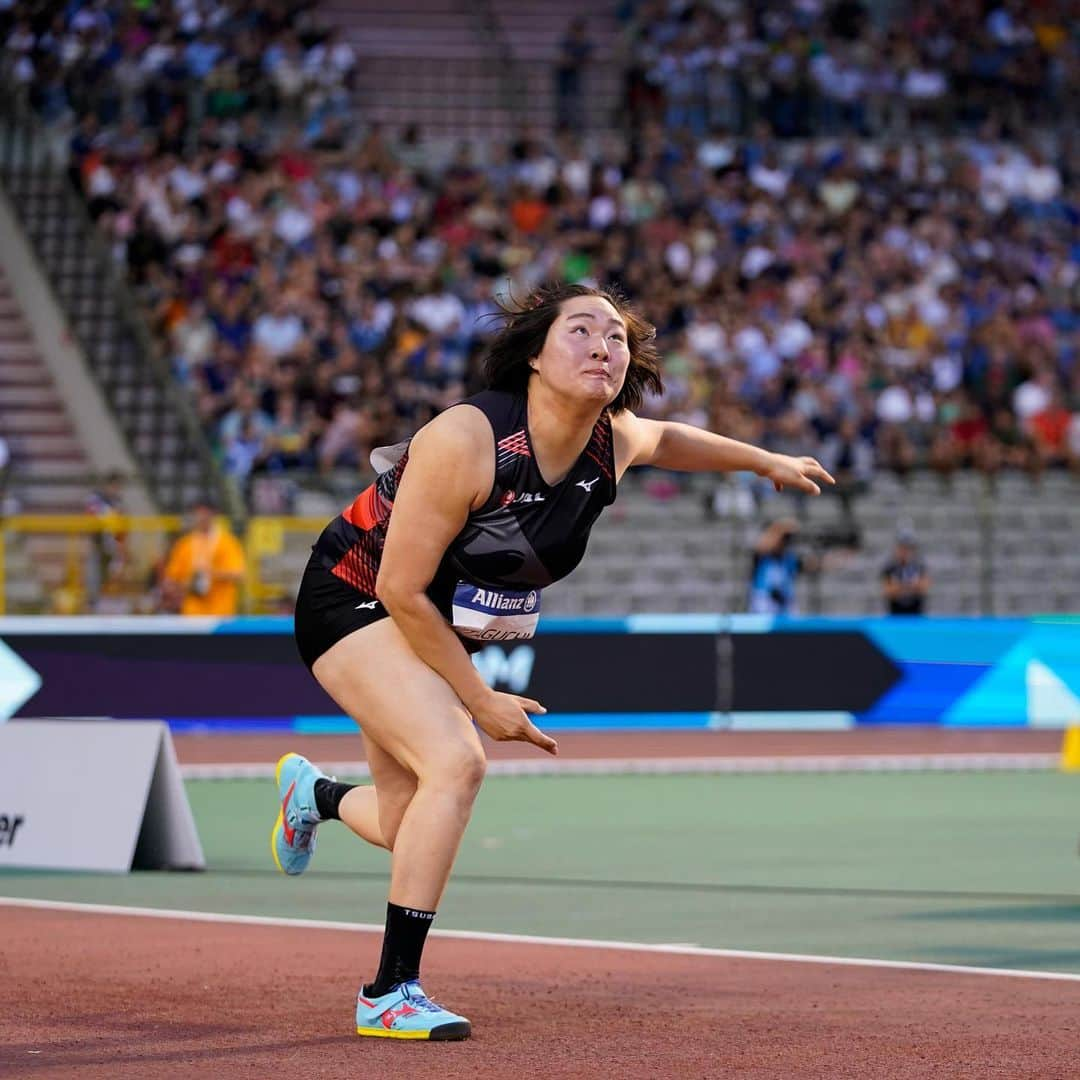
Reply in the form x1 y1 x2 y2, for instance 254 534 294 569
313 778 355 821
363 902 436 997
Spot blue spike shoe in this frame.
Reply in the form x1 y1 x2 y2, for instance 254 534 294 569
270 752 324 875
355 980 471 1041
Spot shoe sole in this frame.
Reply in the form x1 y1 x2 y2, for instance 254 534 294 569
356 1022 471 1041
270 752 302 876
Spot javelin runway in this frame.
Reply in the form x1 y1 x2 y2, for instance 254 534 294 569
3 726 1077 1077
3 903 1079 1079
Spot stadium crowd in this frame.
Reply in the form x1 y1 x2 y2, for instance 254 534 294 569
2 0 1078 510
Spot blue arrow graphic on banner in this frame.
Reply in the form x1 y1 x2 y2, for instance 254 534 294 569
0 639 42 721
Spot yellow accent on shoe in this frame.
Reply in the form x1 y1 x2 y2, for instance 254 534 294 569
275 751 300 785
270 811 285 874
270 752 299 875
356 1026 432 1040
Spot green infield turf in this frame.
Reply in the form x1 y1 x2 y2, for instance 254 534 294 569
3 771 1079 972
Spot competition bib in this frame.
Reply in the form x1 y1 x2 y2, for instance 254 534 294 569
451 582 541 641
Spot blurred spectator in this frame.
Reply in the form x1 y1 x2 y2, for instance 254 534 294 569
1068 412 1080 473
219 383 274 485
265 391 318 471
1028 384 1073 467
881 531 931 615
161 497 246 616
555 18 593 133
819 415 875 527
84 471 129 612
252 297 305 360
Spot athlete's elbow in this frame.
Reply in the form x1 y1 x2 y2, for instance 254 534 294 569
374 572 420 614
374 572 398 609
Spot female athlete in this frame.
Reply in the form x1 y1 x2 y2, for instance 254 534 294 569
271 282 834 1040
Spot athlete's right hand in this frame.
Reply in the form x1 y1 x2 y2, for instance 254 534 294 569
470 691 558 755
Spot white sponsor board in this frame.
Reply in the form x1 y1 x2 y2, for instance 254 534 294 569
0 720 204 872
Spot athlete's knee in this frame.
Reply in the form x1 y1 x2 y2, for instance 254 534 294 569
421 739 487 797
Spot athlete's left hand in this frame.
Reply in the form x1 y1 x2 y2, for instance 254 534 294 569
762 453 835 495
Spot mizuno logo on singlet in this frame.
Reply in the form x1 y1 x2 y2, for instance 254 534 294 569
577 477 599 492
355 601 378 610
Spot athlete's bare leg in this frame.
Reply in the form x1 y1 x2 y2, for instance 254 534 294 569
333 733 418 851
312 618 485 910
334 786 384 848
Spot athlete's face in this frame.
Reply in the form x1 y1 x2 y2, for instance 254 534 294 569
531 296 630 405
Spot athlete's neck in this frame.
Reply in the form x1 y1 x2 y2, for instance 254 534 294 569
525 383 604 486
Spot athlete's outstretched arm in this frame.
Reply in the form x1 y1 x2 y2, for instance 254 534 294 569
376 408 557 754
611 411 834 495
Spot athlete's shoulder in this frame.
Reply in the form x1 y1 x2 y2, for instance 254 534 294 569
412 399 494 459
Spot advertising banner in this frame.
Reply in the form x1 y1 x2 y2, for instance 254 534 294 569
0 616 1077 730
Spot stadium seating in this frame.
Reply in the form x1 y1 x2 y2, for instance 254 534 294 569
269 468 1080 616
0 0 1076 616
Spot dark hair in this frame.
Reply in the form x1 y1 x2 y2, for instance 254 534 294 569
480 282 663 414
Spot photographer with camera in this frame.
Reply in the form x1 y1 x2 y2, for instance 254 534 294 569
746 516 819 616
162 496 247 616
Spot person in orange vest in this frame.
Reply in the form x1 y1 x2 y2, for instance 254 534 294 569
162 496 246 616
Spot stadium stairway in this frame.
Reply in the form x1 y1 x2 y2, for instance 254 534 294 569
489 0 623 134
0 167 231 518
0 265 90 514
0 100 237 609
320 0 621 137
321 0 514 135
0 264 93 611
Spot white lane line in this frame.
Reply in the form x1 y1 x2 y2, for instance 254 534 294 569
2 896 1079 983
178 753 1058 781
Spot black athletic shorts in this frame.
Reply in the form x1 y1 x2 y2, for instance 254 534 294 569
293 553 389 672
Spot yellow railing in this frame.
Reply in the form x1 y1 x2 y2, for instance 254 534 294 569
242 516 325 613
0 514 327 615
